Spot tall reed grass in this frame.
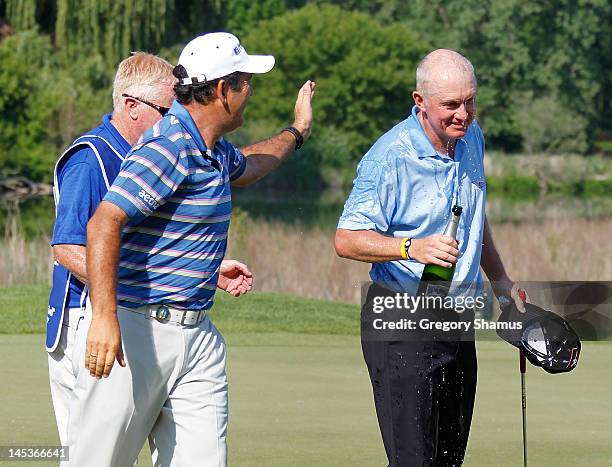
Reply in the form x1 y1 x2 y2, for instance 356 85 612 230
0 216 53 285
2 213 610 304
227 215 612 304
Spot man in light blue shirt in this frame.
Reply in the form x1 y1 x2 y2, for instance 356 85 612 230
335 49 525 466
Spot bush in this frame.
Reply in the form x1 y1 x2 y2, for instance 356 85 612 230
583 179 612 197
242 4 427 167
514 94 588 155
486 175 539 198
594 141 612 155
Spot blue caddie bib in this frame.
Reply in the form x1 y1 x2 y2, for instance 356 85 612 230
46 135 124 352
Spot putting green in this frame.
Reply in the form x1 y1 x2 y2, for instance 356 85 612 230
0 334 610 466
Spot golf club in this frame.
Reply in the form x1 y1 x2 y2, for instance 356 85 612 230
519 288 527 467
520 349 527 467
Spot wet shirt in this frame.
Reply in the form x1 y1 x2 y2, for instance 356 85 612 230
337 105 487 296
51 114 130 308
104 100 247 310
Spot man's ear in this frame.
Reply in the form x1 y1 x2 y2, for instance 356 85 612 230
216 79 231 112
216 80 226 101
413 90 426 112
124 97 139 120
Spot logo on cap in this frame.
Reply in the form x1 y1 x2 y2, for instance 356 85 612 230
233 45 243 56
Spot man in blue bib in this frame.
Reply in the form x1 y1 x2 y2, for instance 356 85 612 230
335 49 525 466
67 33 315 466
48 52 253 448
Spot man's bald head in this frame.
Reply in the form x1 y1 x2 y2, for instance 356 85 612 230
416 49 476 99
412 49 478 153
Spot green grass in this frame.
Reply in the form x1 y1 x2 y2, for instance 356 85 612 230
0 334 611 466
0 285 361 335
0 285 52 333
1 286 611 466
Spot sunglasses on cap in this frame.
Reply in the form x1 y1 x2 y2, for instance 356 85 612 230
122 94 169 116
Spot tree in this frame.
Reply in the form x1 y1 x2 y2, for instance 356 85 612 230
315 0 612 153
0 31 110 182
1 0 226 66
515 94 588 154
0 32 61 181
241 4 427 161
225 0 287 38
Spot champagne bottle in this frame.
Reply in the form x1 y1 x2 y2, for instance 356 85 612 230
420 205 462 283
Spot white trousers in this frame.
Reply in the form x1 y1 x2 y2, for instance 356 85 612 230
66 305 228 467
48 307 85 446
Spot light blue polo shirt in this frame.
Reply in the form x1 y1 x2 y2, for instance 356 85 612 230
338 105 487 296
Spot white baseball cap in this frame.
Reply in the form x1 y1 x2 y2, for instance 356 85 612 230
177 32 275 85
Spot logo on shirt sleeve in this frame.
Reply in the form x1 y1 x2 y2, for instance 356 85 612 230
138 190 160 210
472 180 486 190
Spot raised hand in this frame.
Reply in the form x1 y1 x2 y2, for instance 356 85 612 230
292 80 316 140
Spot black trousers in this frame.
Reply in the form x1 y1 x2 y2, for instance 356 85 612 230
361 285 477 467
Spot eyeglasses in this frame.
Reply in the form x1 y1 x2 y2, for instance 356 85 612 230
122 93 170 116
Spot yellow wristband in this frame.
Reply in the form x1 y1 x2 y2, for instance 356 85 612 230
400 237 410 259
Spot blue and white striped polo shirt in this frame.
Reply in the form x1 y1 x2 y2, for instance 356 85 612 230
104 100 246 310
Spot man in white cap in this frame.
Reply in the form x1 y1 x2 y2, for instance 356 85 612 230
66 33 315 466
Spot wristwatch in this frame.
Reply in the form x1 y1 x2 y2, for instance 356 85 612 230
282 126 304 150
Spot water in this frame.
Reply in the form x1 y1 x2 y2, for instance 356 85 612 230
2 190 612 239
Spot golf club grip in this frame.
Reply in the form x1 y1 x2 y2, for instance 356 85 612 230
520 350 526 373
